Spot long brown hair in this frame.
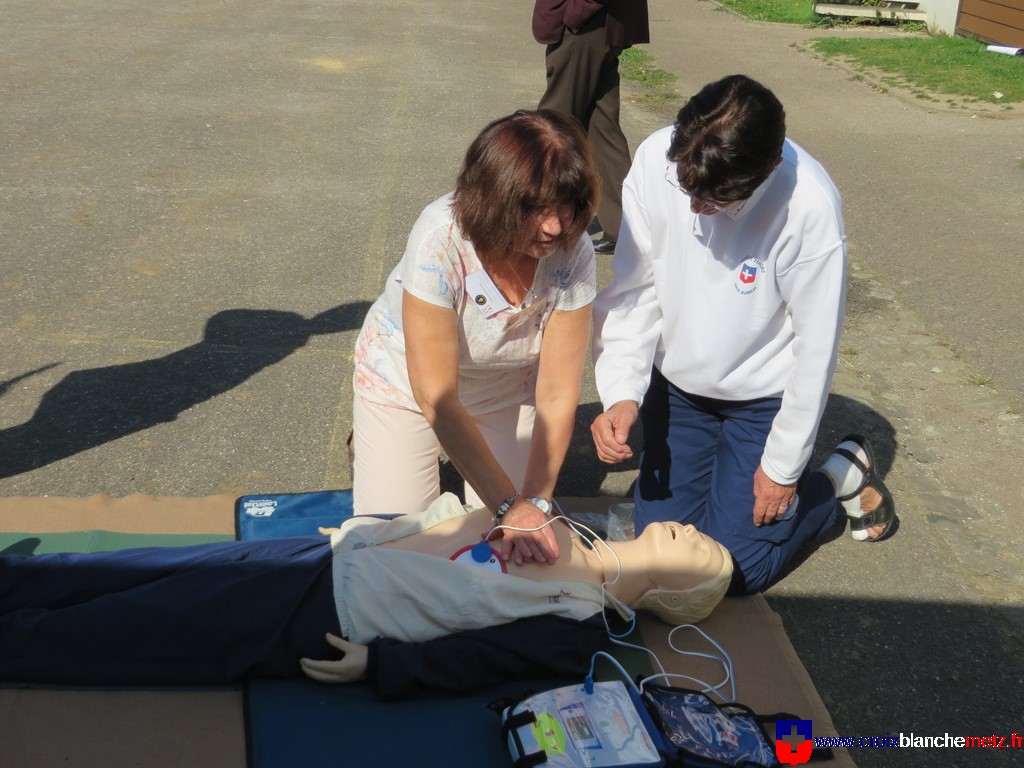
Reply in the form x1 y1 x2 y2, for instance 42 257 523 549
453 109 599 261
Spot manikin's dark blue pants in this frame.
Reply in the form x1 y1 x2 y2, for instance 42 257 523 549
0 537 340 685
635 368 840 595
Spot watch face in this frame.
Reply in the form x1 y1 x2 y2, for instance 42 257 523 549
531 497 552 515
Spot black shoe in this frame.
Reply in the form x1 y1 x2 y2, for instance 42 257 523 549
587 218 603 237
592 237 616 254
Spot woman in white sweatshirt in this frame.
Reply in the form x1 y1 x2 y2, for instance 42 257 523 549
591 75 896 594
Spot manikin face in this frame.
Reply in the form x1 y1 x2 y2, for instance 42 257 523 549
637 521 727 591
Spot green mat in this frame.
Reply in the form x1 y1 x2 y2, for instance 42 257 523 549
0 531 233 556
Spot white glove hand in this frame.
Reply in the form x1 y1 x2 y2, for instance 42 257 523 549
299 633 368 684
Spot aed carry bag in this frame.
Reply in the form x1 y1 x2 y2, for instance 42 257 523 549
236 490 353 540
640 682 780 768
501 680 666 768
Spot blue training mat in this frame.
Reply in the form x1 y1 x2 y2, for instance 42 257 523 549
237 490 561 768
235 490 354 540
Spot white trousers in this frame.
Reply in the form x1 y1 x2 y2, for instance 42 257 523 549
352 389 536 515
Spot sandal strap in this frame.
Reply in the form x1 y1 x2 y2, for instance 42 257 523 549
834 447 868 476
834 446 870 502
827 448 868 501
847 498 895 530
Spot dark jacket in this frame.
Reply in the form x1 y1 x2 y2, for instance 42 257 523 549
532 0 651 48
366 614 608 700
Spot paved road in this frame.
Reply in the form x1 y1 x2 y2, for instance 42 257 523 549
2 1 1021 766
643 1 1024 405
2 0 542 496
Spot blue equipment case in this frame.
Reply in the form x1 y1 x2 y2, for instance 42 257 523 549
235 490 354 540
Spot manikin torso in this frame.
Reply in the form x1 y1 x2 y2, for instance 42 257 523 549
377 505 725 606
378 506 604 583
332 496 729 646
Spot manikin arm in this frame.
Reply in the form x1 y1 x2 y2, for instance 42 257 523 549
300 635 368 684
300 614 607 701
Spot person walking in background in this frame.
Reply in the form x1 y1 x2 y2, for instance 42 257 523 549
533 0 650 254
590 75 897 595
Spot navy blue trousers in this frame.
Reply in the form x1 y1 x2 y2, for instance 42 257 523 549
635 368 839 595
0 537 340 685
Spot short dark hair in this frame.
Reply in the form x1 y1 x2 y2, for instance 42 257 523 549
453 109 599 260
668 75 786 203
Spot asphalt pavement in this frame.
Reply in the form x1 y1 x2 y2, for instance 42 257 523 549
1 1 1021 766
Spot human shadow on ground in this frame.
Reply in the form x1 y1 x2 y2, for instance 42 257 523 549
0 303 371 479
777 392 900 573
443 391 895 516
523 391 902 587
524 393 1024 768
767 595 1024 768
438 399 643 502
768 399 1022 768
542 392 895 506
0 364 60 400
554 399 642 497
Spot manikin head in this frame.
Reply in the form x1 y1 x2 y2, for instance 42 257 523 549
629 522 733 625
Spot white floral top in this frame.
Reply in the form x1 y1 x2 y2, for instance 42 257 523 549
354 194 597 415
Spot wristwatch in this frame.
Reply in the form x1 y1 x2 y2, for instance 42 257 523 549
529 497 553 515
494 494 553 520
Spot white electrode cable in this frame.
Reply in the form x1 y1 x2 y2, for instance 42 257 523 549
639 624 736 702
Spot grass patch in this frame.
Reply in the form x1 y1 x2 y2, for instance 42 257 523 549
620 48 680 108
964 371 995 386
716 0 819 24
715 0 1024 106
810 35 1024 104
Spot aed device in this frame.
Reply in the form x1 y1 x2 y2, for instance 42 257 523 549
502 681 665 768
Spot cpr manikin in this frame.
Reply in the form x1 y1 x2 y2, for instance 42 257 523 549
0 494 732 699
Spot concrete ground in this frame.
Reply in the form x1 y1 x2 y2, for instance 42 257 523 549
1 0 1021 766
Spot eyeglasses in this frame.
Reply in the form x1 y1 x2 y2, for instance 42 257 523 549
665 165 747 215
691 197 743 215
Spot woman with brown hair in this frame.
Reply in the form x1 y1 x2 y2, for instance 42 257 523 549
351 110 600 566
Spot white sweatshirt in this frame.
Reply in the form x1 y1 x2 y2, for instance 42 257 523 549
593 128 847 484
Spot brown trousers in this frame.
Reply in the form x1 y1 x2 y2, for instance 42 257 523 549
538 13 633 242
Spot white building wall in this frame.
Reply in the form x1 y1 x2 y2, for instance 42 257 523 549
927 0 961 34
